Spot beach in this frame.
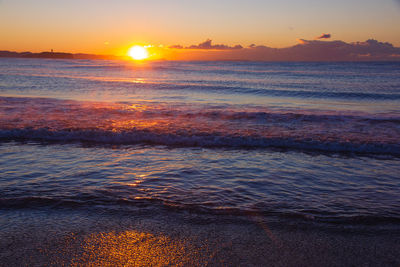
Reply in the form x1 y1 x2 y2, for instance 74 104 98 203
2 208 399 266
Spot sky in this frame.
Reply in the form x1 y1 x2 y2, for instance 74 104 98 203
1 0 400 57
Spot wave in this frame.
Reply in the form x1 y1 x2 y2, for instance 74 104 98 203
1 128 399 156
1 96 399 156
1 195 399 225
3 72 400 100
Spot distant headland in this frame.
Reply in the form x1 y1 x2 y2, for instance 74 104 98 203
0 50 123 60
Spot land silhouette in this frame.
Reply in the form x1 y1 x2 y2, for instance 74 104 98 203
0 50 121 60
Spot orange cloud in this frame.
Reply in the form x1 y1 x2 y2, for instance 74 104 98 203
296 39 309 45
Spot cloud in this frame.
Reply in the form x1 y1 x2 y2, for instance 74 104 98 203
297 39 309 45
168 44 183 49
165 38 400 61
170 39 243 50
316 33 331 39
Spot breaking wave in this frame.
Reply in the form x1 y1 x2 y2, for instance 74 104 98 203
1 96 399 156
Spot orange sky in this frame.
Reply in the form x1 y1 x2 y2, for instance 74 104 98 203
1 0 400 57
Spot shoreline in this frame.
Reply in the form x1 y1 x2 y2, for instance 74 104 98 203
1 208 399 266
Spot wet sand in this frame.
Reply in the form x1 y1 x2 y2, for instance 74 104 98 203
1 209 399 266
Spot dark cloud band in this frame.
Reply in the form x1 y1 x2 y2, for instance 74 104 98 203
316 33 331 39
170 39 243 50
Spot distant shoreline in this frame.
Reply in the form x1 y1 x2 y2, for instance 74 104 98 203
0 50 123 60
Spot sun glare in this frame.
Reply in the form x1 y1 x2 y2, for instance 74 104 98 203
128 45 149 60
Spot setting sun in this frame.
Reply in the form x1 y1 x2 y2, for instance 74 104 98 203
128 45 149 60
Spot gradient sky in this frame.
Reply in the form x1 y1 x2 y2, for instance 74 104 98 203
1 0 400 55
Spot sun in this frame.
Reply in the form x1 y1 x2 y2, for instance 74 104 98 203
128 45 149 60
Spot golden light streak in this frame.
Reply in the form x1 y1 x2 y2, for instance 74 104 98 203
70 230 199 266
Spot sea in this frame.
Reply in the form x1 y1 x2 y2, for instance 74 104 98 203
0 58 400 265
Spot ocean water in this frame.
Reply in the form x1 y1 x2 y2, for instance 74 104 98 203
1 58 400 228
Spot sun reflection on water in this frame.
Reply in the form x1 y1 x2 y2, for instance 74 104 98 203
71 230 198 266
